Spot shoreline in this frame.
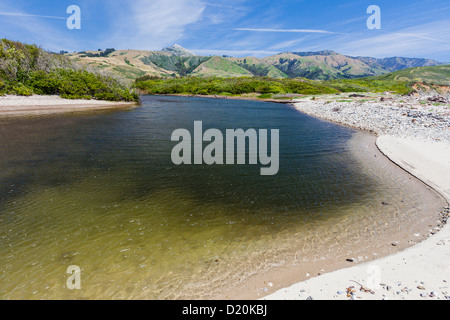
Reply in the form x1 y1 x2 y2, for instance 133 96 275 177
262 95 450 300
0 94 139 117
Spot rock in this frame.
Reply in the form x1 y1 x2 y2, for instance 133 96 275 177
417 285 426 290
427 96 447 103
306 296 314 300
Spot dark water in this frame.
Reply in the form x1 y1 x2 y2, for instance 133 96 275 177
0 96 431 299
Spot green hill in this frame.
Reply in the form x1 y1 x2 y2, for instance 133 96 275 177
373 64 450 86
190 56 253 77
0 39 139 101
230 57 288 78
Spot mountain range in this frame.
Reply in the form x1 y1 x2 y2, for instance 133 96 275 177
67 44 445 82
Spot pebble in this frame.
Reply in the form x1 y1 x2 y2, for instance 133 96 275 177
417 285 426 290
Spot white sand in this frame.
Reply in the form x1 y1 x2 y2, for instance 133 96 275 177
0 95 138 116
264 136 450 300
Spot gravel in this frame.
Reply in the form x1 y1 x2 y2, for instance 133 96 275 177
292 93 450 142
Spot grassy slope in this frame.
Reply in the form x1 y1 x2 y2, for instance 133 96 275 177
373 64 450 86
67 50 176 80
190 56 254 77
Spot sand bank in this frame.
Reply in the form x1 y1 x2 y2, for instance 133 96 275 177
0 95 138 117
263 96 450 300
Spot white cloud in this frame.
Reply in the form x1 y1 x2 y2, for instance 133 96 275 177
108 0 206 50
0 12 66 19
191 49 279 56
333 20 450 59
234 28 337 34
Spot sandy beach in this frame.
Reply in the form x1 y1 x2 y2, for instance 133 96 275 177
0 95 139 117
264 93 450 300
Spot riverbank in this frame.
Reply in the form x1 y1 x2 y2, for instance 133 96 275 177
0 95 139 117
263 93 450 300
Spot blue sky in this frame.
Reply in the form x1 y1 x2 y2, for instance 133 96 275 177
0 0 449 61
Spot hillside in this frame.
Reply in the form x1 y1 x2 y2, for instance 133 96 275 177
67 45 446 82
262 51 386 80
354 56 444 73
0 39 138 101
229 57 288 78
190 56 253 77
373 64 450 86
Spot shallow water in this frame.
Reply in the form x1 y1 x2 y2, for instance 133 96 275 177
0 96 443 299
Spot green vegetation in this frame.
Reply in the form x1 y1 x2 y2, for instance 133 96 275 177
134 77 339 96
0 39 138 102
133 74 423 97
323 78 415 95
78 48 116 58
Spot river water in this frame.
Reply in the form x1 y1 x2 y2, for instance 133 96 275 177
0 96 444 299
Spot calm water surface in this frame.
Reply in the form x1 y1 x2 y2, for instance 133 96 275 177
0 96 436 299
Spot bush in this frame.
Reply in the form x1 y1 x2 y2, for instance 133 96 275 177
0 39 138 102
13 83 33 96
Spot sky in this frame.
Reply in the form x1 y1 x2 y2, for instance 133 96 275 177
0 0 449 61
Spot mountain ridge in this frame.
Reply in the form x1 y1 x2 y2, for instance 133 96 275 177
66 44 446 81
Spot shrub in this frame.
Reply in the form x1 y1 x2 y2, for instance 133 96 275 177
13 83 33 96
0 39 138 102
